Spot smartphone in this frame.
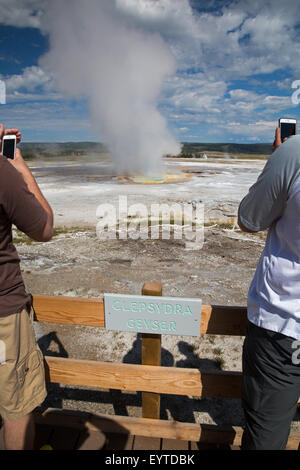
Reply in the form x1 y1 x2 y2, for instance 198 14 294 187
2 135 16 160
279 118 297 143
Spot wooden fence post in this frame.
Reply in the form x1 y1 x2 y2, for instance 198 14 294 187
141 283 162 419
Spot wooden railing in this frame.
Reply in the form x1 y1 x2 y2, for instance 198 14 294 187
32 283 300 450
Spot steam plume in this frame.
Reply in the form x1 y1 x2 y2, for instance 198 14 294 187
40 0 181 174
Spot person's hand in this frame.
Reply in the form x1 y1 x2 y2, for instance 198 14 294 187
0 123 22 154
5 128 22 143
272 127 288 152
6 148 29 178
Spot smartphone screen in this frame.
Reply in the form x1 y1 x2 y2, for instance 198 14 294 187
2 139 16 159
280 122 296 142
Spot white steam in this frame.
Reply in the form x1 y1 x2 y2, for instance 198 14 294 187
40 0 181 174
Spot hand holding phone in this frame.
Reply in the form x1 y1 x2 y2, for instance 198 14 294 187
272 119 297 153
2 135 17 160
279 118 296 143
0 124 22 159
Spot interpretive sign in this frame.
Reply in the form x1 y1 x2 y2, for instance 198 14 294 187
104 293 202 336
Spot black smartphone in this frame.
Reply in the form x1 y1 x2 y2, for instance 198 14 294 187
2 136 16 159
279 118 297 142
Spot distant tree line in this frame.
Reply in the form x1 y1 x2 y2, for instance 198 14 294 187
19 142 108 159
180 142 272 155
18 141 273 160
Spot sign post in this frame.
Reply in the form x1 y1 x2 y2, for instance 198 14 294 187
104 284 202 420
141 283 162 420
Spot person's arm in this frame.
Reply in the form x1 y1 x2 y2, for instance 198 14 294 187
7 149 53 242
238 127 299 233
272 126 284 153
237 206 257 233
0 124 52 241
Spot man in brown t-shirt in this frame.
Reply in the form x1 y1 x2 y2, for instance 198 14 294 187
0 124 53 450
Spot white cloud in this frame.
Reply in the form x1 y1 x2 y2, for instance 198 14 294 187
1 1 299 81
112 0 300 79
4 66 53 92
0 66 62 103
0 0 46 28
1 100 94 140
226 119 277 137
1 0 299 142
164 73 227 113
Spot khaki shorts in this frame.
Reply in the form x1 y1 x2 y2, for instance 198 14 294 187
0 306 47 421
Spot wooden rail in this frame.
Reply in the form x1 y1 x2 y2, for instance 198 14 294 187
33 295 248 335
34 408 244 446
44 357 242 398
31 285 300 450
33 295 105 327
34 409 300 450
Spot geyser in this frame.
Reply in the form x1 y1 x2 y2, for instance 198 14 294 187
40 0 181 175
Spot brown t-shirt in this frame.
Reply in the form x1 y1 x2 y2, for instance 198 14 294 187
0 156 48 317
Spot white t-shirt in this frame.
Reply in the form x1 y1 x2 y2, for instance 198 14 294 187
239 135 300 340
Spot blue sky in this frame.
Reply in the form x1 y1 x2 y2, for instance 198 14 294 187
0 0 300 143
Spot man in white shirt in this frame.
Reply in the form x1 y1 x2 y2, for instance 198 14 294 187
238 126 300 449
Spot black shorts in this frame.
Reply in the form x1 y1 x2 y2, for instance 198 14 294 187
241 319 300 450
